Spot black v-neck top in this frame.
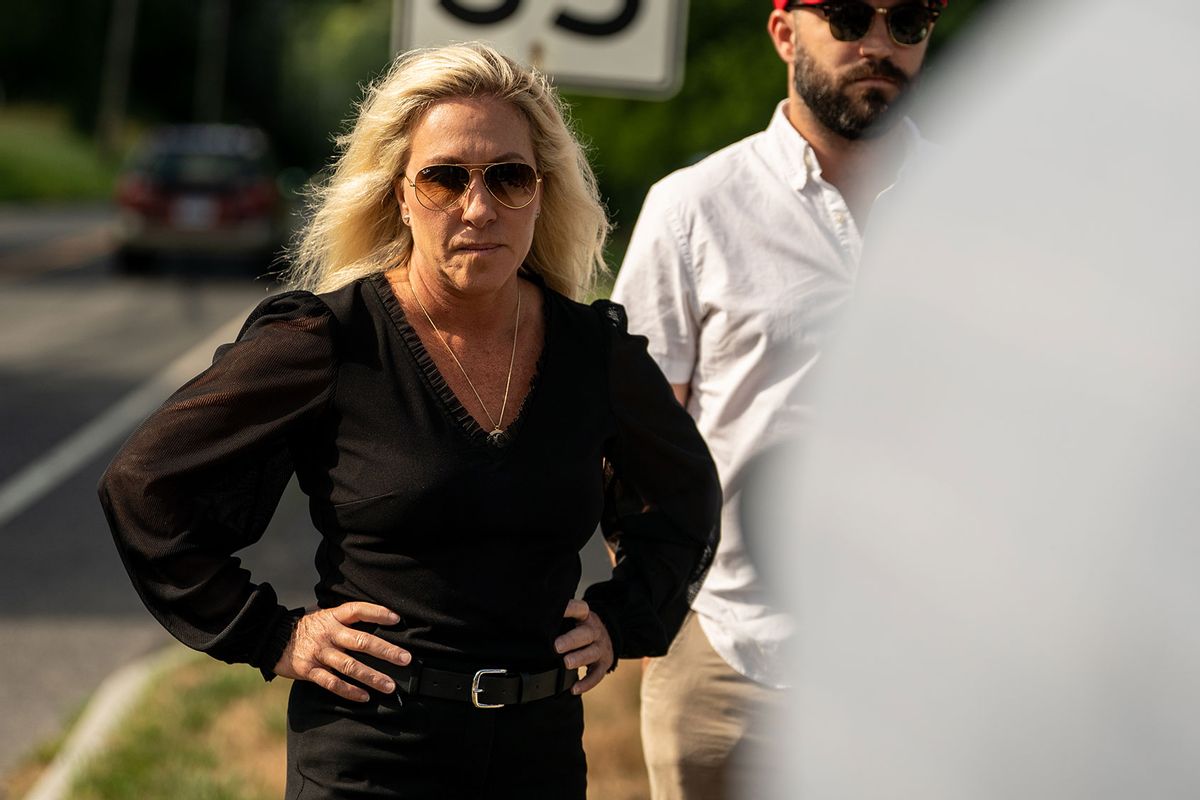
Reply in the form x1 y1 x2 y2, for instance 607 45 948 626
99 273 721 675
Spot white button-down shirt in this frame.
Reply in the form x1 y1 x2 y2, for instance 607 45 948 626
613 102 923 687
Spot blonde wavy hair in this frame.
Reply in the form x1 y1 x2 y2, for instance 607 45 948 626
285 42 610 301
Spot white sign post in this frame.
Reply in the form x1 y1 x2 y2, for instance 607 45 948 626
396 0 688 99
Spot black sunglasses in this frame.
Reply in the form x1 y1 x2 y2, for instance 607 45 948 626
785 1 940 47
404 162 542 212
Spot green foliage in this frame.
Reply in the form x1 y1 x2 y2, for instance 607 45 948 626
277 0 394 169
929 0 989 42
0 107 117 201
566 0 785 236
70 656 275 800
0 1 110 129
0 0 991 206
261 693 291 739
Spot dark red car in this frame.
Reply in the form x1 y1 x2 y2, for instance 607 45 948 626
114 125 285 272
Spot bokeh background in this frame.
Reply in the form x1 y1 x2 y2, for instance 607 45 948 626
1 0 987 236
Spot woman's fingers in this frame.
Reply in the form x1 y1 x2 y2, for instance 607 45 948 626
555 601 597 654
274 603 409 701
573 663 607 694
328 601 411 664
317 648 396 693
572 636 614 694
285 601 613 701
562 598 590 622
554 623 595 656
331 628 411 666
563 643 602 670
554 603 615 695
331 601 402 627
307 665 371 703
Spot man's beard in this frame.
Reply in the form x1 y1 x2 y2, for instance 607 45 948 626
793 47 913 141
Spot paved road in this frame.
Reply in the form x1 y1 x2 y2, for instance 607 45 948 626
0 206 613 779
0 207 293 780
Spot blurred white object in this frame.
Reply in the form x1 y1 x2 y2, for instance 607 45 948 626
770 0 1200 797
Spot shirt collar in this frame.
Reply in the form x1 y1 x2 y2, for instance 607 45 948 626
765 100 925 193
766 101 816 193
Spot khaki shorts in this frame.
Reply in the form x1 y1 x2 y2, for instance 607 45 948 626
640 614 787 800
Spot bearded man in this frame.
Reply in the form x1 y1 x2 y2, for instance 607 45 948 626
611 2 947 797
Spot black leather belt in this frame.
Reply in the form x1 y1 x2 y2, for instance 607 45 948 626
390 662 578 709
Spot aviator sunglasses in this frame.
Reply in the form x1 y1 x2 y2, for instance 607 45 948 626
782 1 941 46
404 162 542 212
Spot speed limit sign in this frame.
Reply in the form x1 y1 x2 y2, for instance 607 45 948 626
397 1 689 99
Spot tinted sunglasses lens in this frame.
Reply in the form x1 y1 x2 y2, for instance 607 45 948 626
414 165 469 209
888 5 932 45
825 3 874 41
484 163 538 208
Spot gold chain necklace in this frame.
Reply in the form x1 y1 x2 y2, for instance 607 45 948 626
408 277 520 446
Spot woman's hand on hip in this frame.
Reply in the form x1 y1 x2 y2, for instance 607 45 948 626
273 602 411 702
555 599 614 694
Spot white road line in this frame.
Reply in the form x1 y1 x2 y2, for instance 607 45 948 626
0 306 254 530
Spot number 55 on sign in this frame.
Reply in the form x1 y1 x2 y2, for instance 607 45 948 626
395 0 688 99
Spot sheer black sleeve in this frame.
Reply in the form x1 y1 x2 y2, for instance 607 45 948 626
583 300 721 660
97 292 338 677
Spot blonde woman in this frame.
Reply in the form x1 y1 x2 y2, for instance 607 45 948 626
99 42 720 798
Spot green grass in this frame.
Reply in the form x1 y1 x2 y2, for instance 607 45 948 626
15 647 648 800
68 653 290 800
0 106 119 201
2 701 86 799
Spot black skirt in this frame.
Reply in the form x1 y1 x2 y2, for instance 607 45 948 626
285 679 587 799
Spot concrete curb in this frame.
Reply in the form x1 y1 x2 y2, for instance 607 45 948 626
23 646 193 800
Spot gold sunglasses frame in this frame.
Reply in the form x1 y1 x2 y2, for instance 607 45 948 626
403 162 543 212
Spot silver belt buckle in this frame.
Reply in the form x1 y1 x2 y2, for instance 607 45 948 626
471 668 509 709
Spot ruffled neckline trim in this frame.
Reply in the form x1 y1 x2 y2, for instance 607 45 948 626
369 271 549 450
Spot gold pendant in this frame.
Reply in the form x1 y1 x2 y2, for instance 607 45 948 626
488 427 511 447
